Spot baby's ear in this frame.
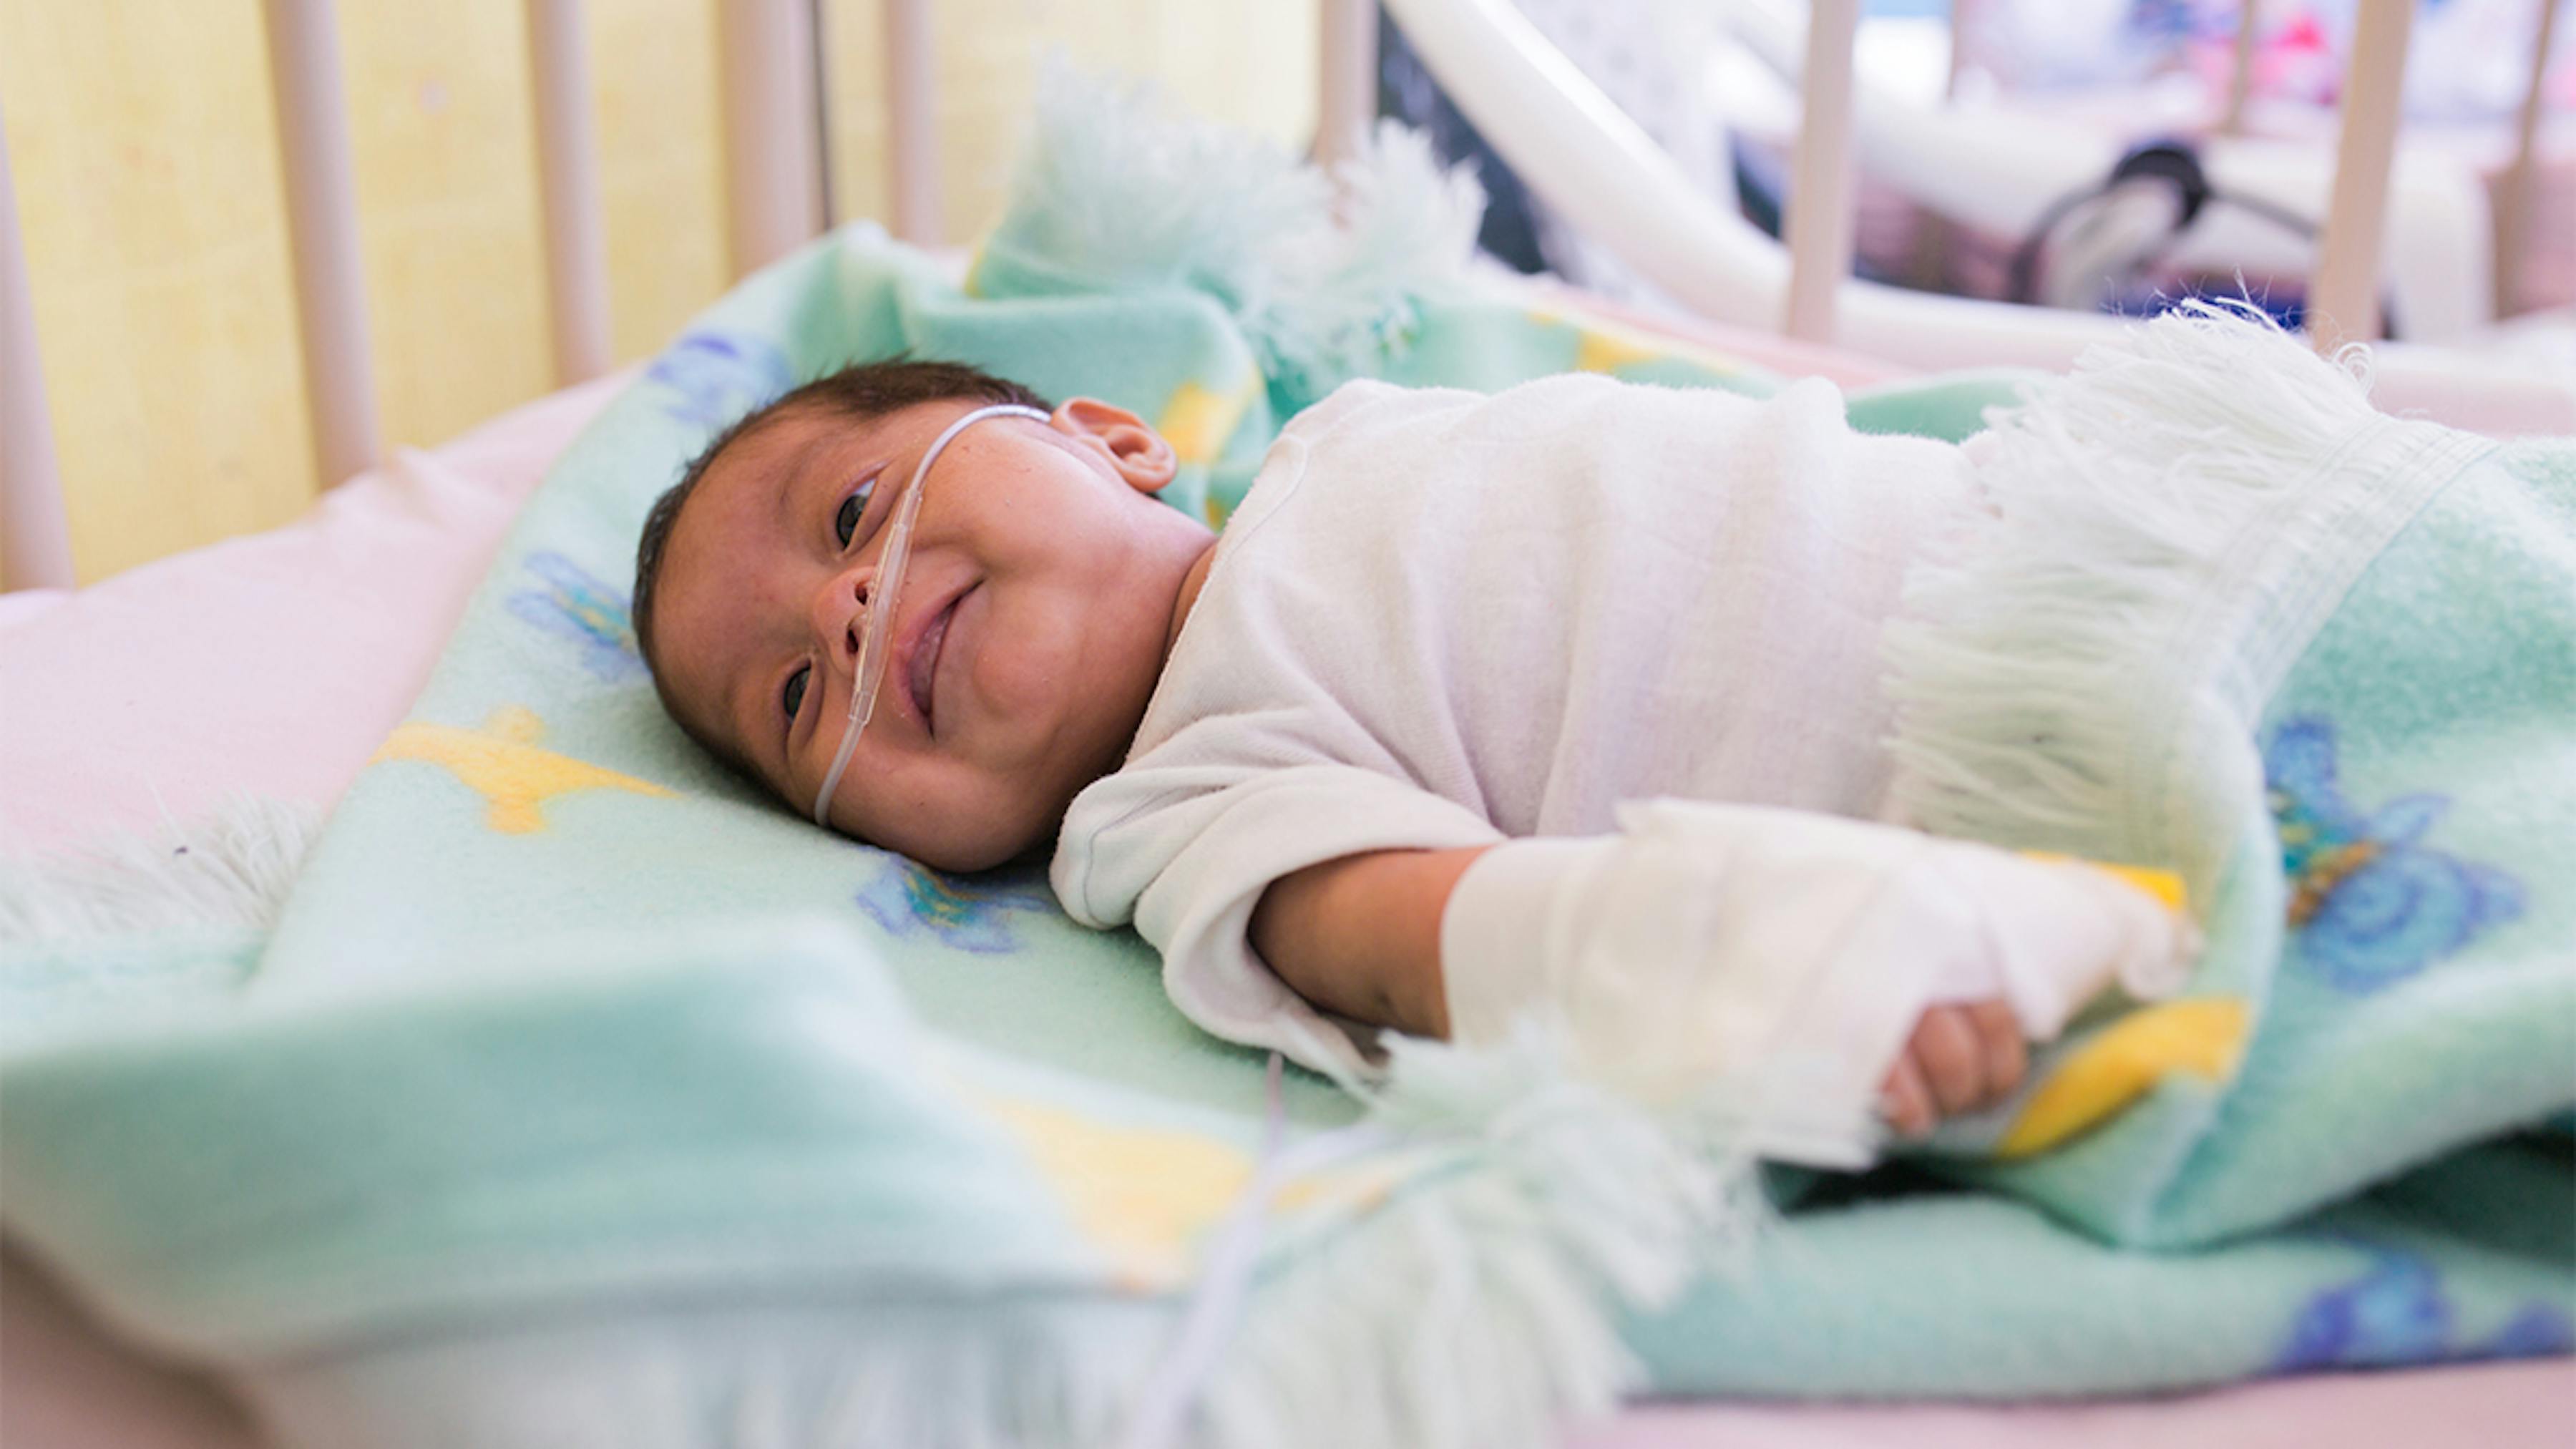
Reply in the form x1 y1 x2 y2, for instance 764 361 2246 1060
1053 398 1177 494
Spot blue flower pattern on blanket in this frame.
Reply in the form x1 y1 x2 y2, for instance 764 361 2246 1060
648 331 793 429
504 552 646 682
2273 1240 2575 1373
854 857 1056 954
2263 718 2524 993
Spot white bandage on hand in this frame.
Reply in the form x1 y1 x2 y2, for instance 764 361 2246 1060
1909 846 2200 1038
1437 800 2197 1166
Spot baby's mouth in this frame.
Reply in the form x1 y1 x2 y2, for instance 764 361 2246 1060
909 592 961 736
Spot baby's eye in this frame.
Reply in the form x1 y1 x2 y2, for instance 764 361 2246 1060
782 664 811 722
835 479 874 548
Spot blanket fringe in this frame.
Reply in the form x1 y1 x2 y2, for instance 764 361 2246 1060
0 794 319 945
1881 301 2389 879
1199 1031 1761 1449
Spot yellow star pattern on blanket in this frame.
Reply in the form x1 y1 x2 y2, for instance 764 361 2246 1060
969 1088 1410 1292
971 1090 1256 1290
1568 322 1668 376
374 705 674 834
2024 853 2191 913
1994 997 2252 1158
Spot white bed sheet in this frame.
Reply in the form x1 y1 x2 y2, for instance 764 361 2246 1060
3 343 2568 1449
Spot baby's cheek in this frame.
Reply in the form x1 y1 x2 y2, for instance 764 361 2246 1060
964 600 1081 719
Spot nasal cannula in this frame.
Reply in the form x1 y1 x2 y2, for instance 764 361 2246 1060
813 403 1051 826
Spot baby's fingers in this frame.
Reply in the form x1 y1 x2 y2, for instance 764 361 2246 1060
1911 1007 1991 1116
1968 999 2027 1104
1880 1051 1935 1139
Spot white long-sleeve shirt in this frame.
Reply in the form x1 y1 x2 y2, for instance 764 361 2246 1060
1050 374 1978 1080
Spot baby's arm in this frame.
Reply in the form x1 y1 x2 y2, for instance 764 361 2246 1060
1251 843 2040 1139
1250 805 2190 1160
1249 845 1488 1040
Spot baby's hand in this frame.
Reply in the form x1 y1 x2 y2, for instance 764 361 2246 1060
1878 999 2026 1139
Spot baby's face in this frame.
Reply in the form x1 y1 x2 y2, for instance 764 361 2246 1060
650 396 1212 870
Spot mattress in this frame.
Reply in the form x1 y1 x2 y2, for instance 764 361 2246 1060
3 341 2569 1449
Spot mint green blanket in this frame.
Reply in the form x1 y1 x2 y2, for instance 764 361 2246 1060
1 87 2567 1443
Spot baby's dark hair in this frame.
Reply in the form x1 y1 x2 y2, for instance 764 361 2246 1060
631 357 1052 761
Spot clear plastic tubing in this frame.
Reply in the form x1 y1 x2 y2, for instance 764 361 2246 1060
812 403 1050 826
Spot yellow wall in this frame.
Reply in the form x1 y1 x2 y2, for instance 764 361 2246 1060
823 0 1319 244
5 1 316 584
4 0 1317 585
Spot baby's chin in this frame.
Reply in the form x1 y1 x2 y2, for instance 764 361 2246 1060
837 773 1074 875
844 648 1148 872
878 815 1067 877
907 832 1036 876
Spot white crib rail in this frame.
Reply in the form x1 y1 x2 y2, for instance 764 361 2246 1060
1781 0 1860 342
3 1 2569 592
2307 0 2414 351
882 0 943 245
1 94 77 594
1380 0 2575 435
263 0 384 496
527 0 614 386
1317 0 1381 170
1378 0 2114 348
2499 0 2566 318
718 0 827 278
0 0 847 592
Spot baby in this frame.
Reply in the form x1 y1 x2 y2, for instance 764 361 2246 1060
634 358 2189 1161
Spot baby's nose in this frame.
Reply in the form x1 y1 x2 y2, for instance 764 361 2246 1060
811 570 872 658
